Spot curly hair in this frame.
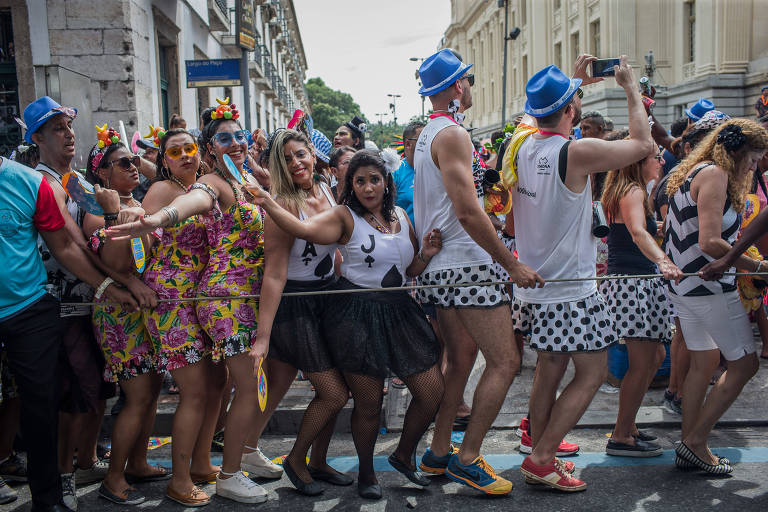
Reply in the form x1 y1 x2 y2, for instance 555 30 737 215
666 119 768 213
268 129 315 213
153 128 198 182
340 149 396 221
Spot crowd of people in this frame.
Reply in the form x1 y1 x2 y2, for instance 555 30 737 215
0 46 766 511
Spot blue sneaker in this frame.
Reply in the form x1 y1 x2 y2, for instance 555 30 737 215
419 445 458 475
445 454 513 495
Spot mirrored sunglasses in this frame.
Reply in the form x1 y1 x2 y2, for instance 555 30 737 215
166 143 199 159
213 130 249 147
464 74 475 87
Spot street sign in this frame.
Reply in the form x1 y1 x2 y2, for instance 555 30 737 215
235 0 256 51
185 59 241 88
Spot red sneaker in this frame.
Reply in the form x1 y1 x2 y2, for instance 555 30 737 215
521 456 586 492
518 431 580 456
515 417 529 438
525 457 575 484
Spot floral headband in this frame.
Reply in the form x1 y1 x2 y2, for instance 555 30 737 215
716 124 747 152
91 124 121 168
210 97 240 121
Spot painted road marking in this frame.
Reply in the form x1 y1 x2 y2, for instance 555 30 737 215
148 447 768 471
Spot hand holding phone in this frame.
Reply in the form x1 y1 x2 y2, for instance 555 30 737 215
591 58 621 77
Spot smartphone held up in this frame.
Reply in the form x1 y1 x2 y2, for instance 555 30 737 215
591 58 621 77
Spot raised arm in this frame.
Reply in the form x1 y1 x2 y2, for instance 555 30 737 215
434 126 543 288
619 188 682 282
568 56 655 176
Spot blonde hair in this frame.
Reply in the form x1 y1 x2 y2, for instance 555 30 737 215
666 118 768 212
268 129 315 213
601 156 653 222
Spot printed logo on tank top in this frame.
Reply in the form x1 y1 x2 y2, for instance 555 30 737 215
359 233 404 287
536 156 552 175
299 241 333 278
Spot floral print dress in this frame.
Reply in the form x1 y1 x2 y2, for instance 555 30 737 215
195 199 264 362
89 229 155 383
143 216 212 372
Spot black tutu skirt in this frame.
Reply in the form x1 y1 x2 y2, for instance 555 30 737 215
268 278 336 373
322 278 441 379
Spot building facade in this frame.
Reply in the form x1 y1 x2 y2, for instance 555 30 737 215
443 0 768 138
0 0 308 167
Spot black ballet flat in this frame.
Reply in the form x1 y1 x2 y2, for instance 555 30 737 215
283 459 324 496
358 482 382 500
307 465 354 486
387 454 431 487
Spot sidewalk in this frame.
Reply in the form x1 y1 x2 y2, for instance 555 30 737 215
135 338 768 436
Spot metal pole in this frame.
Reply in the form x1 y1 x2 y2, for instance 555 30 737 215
241 49 251 131
421 96 425 118
501 0 509 128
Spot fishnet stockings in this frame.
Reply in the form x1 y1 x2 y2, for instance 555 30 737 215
285 368 348 482
346 365 444 482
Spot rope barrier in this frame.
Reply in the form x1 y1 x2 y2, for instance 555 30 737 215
61 271 768 307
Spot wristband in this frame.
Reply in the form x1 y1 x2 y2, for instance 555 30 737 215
94 277 114 300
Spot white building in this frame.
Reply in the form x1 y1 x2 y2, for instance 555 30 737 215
443 0 768 138
0 0 308 167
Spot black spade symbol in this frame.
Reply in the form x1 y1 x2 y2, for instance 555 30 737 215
380 265 403 287
314 254 332 277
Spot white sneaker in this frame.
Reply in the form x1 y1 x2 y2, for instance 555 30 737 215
241 448 283 479
61 472 78 510
216 470 268 503
74 459 109 485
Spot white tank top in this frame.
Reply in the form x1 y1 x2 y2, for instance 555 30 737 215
286 183 337 281
413 115 491 272
340 206 414 289
512 135 597 303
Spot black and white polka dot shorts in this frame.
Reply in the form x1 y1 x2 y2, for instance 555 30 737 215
510 292 617 352
493 233 516 283
598 277 674 343
417 264 511 308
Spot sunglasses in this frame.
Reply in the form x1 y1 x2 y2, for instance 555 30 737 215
165 143 199 159
576 88 584 99
464 74 475 87
212 130 249 147
106 155 140 170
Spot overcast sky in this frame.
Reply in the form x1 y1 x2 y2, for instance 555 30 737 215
294 0 452 125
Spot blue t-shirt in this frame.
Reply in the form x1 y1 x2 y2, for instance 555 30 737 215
0 158 65 320
393 159 415 226
662 149 678 176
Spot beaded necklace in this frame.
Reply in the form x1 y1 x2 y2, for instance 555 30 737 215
214 166 252 227
168 174 188 192
367 212 392 234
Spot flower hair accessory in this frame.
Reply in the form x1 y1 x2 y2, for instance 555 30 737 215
210 97 240 121
144 124 166 147
95 124 120 149
716 124 747 152
380 148 401 175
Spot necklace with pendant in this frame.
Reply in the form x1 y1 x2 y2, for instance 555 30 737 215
368 213 391 234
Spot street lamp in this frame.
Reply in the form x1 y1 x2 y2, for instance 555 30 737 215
499 0 521 128
410 57 426 118
388 93 402 125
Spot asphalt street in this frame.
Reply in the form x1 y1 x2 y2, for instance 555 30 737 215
3 426 767 511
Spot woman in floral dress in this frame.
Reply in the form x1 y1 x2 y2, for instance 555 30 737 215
140 128 225 506
83 138 167 505
109 106 269 505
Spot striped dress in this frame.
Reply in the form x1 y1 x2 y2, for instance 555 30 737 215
664 163 741 296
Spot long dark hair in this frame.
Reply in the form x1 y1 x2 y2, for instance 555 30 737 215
340 149 396 221
154 128 197 181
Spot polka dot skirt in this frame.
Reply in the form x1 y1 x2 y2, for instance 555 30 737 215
598 277 674 343
417 264 511 308
493 233 517 283
510 292 618 352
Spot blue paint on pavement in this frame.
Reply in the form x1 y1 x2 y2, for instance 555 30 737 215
147 447 768 472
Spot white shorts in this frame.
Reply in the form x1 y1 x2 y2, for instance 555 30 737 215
667 291 756 361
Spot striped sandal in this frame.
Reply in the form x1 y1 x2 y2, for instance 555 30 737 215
675 442 733 475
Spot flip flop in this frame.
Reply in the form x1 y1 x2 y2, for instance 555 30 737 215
98 483 146 505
